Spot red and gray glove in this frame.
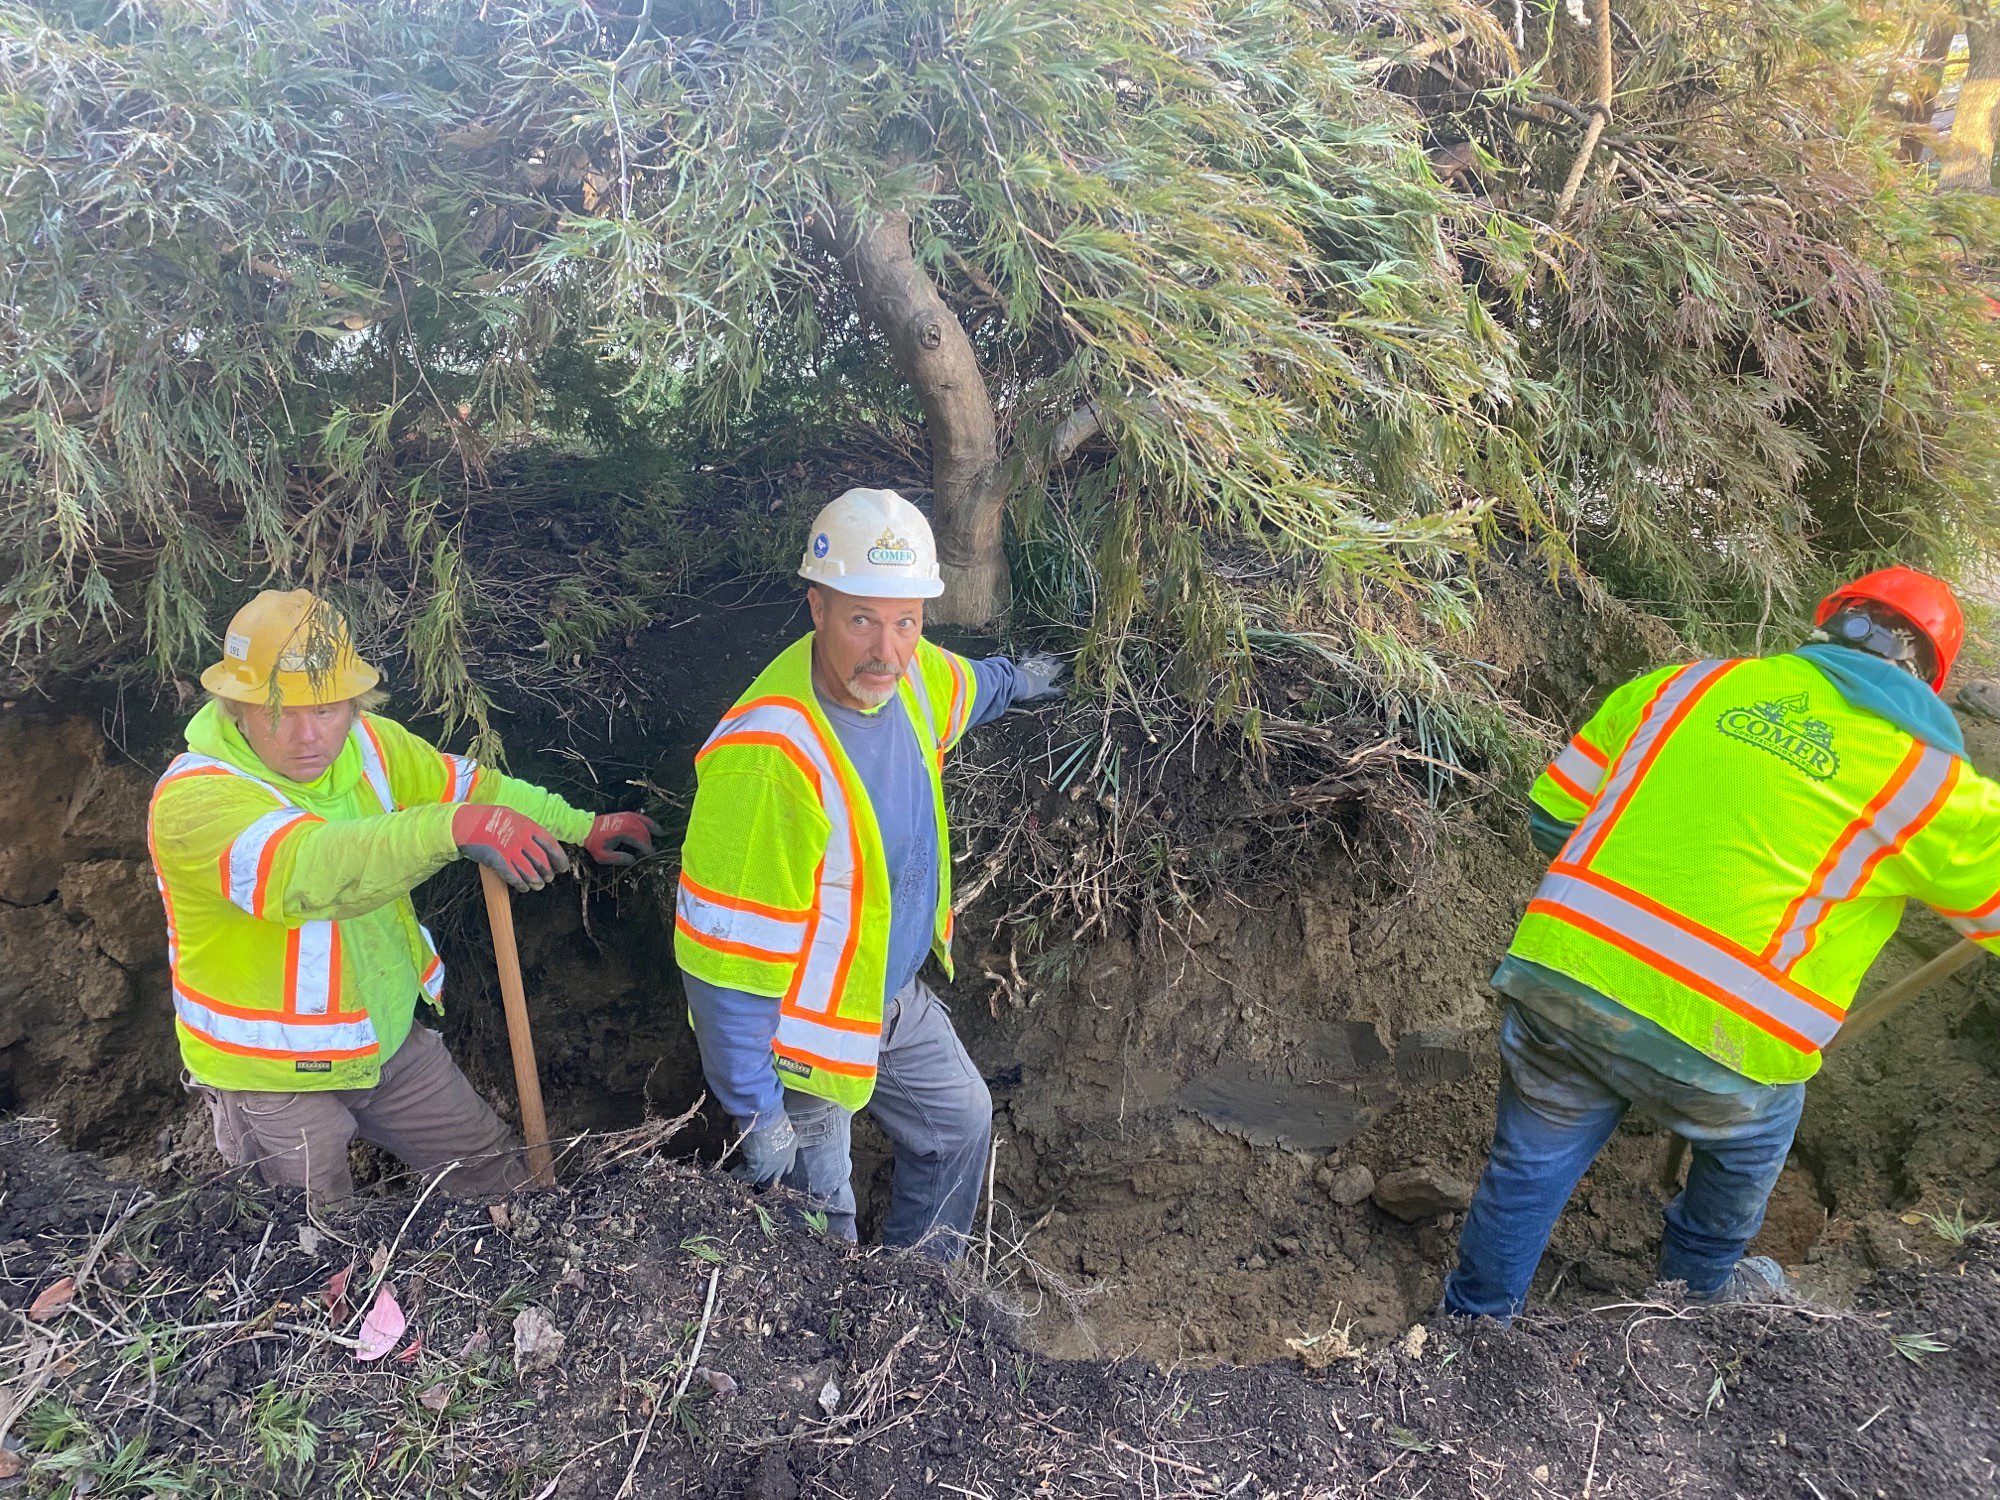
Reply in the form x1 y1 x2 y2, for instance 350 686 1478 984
452 805 570 891
584 811 663 867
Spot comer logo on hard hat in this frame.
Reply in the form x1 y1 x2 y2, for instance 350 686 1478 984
865 529 917 567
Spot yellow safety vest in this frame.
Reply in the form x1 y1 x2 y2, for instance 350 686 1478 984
1514 654 2000 1083
149 704 592 1091
674 635 980 1109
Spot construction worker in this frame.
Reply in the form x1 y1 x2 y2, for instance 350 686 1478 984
149 589 661 1201
1443 566 2000 1318
675 488 1063 1259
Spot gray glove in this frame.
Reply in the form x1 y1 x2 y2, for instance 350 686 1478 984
1011 653 1068 706
733 1115 798 1187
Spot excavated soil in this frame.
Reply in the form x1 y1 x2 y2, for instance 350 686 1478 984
6 573 2000 1372
3 1118 1998 1497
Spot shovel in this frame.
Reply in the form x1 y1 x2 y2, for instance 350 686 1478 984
1656 936 1985 1191
479 865 557 1188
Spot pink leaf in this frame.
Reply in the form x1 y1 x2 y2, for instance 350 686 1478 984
355 1286 406 1362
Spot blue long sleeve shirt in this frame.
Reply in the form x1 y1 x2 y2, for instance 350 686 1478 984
685 654 1020 1128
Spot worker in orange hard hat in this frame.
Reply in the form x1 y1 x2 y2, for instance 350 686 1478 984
149 588 663 1201
1445 564 2000 1320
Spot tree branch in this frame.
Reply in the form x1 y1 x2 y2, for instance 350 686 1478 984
1554 0 1615 224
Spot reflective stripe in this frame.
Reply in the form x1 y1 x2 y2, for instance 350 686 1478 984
1532 867 1840 1052
224 809 314 918
1765 744 1957 970
1546 738 1607 804
1568 660 1736 868
774 1011 880 1074
1948 912 2000 943
439 752 478 803
902 661 947 770
676 874 808 963
701 698 865 1022
904 662 935 732
354 718 396 811
942 653 973 747
417 927 446 1002
1942 878 2000 940
174 990 378 1058
287 923 339 1016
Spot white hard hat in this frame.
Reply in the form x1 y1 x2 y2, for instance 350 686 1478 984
798 487 944 600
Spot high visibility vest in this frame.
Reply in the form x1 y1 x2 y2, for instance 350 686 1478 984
150 717 468 1090
674 635 980 1110
1513 653 2000 1084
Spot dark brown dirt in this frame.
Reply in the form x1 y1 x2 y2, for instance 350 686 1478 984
3 1118 1997 1498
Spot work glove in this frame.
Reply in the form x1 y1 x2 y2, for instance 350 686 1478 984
733 1115 798 1188
452 804 570 892
1011 653 1068 707
584 811 663 867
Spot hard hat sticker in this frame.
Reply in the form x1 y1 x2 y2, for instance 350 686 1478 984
224 632 252 661
866 529 916 567
812 533 830 558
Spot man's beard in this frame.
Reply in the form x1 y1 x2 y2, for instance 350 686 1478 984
847 659 899 707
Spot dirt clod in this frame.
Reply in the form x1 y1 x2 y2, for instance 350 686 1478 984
1372 1164 1476 1222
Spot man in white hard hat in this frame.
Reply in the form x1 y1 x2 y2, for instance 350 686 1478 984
149 588 662 1201
675 488 1063 1258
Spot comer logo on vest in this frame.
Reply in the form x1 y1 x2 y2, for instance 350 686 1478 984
1715 694 1839 779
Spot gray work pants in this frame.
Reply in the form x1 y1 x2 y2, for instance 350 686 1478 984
193 1025 529 1203
777 978 992 1261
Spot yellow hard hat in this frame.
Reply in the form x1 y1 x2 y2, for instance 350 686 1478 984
199 589 380 707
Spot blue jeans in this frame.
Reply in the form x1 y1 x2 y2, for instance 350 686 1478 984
776 979 992 1261
1443 1003 1806 1319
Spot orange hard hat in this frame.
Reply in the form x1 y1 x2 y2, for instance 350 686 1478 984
1814 566 1963 690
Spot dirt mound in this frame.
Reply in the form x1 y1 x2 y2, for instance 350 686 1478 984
3 1119 1997 1497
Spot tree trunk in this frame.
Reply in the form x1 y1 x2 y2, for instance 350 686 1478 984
832 210 1010 627
1893 23 1955 162
1942 19 2000 193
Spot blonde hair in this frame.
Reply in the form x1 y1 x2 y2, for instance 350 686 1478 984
209 685 388 724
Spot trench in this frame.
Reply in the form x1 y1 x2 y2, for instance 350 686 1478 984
8 597 2000 1367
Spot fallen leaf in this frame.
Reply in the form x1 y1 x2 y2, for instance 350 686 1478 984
393 1335 425 1364
0 1443 24 1478
700 1368 738 1398
457 1328 492 1361
355 1286 407 1362
323 1264 353 1315
297 1225 322 1257
512 1306 565 1375
28 1277 75 1321
369 1244 391 1280
417 1382 451 1413
557 1264 587 1293
817 1376 841 1416
487 1203 510 1229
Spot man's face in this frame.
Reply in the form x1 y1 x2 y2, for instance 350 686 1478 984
808 586 924 710
238 699 358 782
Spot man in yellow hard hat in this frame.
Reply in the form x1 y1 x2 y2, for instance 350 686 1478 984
675 488 1064 1259
148 588 661 1201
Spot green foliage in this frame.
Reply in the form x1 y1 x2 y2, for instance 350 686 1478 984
0 0 1992 775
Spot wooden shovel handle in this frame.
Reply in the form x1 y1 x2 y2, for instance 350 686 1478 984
479 864 556 1188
